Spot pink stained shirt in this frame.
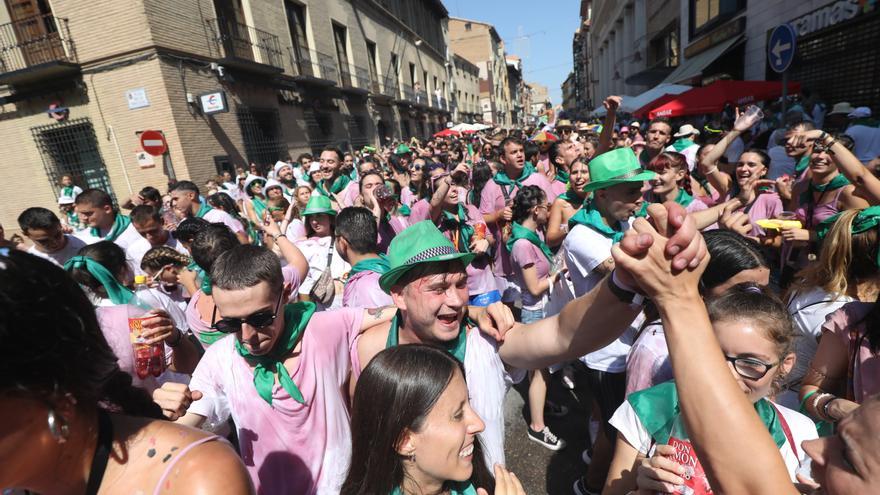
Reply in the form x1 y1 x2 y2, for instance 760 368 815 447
550 179 567 198
188 308 364 494
341 181 360 208
409 200 497 296
203 208 246 234
509 238 551 310
722 190 784 237
343 270 393 308
377 215 409 254
822 302 880 404
479 171 558 277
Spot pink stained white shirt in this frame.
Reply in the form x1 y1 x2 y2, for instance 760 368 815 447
479 171 558 277
822 302 880 404
188 308 364 494
509 238 551 310
408 200 497 296
377 215 409 254
341 181 360 208
342 270 393 308
202 208 246 234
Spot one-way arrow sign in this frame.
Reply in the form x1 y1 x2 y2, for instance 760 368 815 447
768 24 797 73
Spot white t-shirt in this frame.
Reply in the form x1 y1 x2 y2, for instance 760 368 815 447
778 287 854 410
563 221 640 372
75 220 145 275
126 235 188 276
665 142 700 171
202 208 246 234
610 398 817 481
27 234 86 267
295 236 351 310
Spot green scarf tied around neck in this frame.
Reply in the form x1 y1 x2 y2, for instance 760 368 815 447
251 197 268 221
635 188 694 218
558 189 584 208
555 168 570 184
799 173 850 206
347 255 390 280
90 213 131 242
386 310 467 363
195 201 213 219
64 256 133 305
398 204 412 217
506 223 553 263
62 185 76 197
390 482 476 495
236 302 317 405
317 174 352 196
671 138 694 152
494 161 536 195
794 155 811 175
441 203 475 253
568 201 626 243
628 381 788 449
817 206 880 267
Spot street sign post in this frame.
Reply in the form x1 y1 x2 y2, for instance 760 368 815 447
768 24 797 115
140 130 167 156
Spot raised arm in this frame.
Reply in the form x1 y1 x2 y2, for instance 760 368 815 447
799 129 880 205
597 96 621 155
499 202 707 369
611 217 797 495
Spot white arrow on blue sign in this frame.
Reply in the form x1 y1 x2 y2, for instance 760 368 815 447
768 24 797 73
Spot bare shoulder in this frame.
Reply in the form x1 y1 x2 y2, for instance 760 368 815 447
356 316 392 371
166 439 254 494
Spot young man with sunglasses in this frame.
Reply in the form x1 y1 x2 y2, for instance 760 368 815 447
17 206 86 267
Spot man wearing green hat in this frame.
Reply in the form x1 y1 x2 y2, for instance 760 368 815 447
562 147 655 495
350 207 709 471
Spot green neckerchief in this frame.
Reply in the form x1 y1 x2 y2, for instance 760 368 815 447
441 203 474 253
555 168 570 184
558 190 584 208
637 188 695 218
390 482 476 495
64 256 133 305
628 381 787 449
671 138 693 152
794 155 811 175
818 206 880 267
347 255 390 280
494 161 536 195
568 201 625 243
251 197 268 220
62 185 76 197
90 213 131 241
326 174 352 195
235 302 317 405
800 173 850 206
195 201 213 218
187 260 224 347
398 204 412 217
506 223 553 263
66 210 80 227
386 310 467 363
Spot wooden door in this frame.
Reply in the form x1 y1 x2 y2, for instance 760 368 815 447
5 0 65 67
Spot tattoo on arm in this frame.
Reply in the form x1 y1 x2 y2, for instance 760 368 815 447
367 306 391 320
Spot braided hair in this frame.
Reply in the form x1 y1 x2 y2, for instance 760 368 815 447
140 246 191 274
0 250 164 418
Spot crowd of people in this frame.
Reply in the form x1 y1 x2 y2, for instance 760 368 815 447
3 92 880 495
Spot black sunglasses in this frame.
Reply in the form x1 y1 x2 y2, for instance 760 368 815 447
210 291 284 333
410 165 423 171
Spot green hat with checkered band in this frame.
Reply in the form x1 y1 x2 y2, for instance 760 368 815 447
379 220 476 293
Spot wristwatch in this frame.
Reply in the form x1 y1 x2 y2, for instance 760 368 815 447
271 232 284 242
607 271 646 308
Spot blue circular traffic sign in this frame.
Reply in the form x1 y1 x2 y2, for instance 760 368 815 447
768 24 797 73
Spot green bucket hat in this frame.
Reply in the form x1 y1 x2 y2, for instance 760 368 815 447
583 148 656 193
379 220 476 293
395 143 412 155
301 195 337 217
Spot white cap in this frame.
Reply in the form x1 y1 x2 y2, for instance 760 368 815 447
274 160 292 175
58 195 75 205
308 162 322 174
264 179 283 192
243 174 266 192
673 124 700 138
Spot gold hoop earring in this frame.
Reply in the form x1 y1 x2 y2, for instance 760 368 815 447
47 408 70 443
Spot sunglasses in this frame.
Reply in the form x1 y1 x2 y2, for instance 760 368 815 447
410 165 423 171
210 291 284 333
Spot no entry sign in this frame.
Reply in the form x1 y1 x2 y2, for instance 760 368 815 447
140 130 167 156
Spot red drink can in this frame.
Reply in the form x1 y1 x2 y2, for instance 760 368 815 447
474 223 486 239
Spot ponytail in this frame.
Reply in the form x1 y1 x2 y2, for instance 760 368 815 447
101 369 166 419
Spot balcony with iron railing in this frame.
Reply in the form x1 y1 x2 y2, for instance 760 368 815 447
382 76 400 99
206 17 283 74
0 14 79 86
401 83 416 103
286 47 340 86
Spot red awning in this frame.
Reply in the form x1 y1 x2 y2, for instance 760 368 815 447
647 80 801 119
633 93 681 119
433 128 461 137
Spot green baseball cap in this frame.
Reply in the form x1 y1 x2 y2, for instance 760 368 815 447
301 195 337 217
583 148 655 193
379 221 475 293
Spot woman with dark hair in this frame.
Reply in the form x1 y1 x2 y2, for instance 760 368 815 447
207 192 249 235
0 250 253 494
546 158 590 248
468 161 494 209
342 344 523 495
626 229 771 396
65 241 200 391
241 175 269 244
507 185 565 450
605 285 815 495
